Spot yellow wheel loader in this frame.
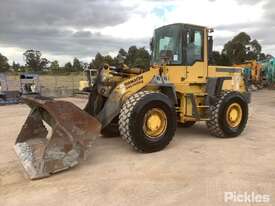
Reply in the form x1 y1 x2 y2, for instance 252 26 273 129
15 23 250 179
234 60 263 89
79 68 98 92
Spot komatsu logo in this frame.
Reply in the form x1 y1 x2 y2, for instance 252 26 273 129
124 76 144 89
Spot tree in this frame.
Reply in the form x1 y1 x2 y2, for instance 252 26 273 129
12 61 21 72
247 39 261 60
64 62 73 71
258 53 266 61
125 46 150 69
126 46 138 66
223 41 246 64
113 48 128 66
50 60 59 71
232 32 251 45
103 55 115 65
222 32 264 64
0 53 9 72
40 58 49 71
23 49 49 71
23 50 41 71
118 48 127 57
211 51 232 66
72 57 83 71
135 47 150 69
89 46 150 70
91 53 104 69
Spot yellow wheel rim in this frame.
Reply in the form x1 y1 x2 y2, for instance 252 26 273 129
226 103 243 128
143 108 167 139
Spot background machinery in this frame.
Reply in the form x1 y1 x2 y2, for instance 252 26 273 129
261 57 275 87
0 73 21 105
15 23 250 179
234 60 263 89
19 73 40 95
79 68 98 92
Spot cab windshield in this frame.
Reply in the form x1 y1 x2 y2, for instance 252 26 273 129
152 24 182 65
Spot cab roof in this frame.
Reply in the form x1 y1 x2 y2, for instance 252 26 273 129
155 23 211 31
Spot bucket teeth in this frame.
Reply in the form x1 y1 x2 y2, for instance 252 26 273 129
14 96 101 180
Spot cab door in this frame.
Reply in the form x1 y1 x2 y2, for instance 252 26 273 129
184 27 207 83
166 29 187 86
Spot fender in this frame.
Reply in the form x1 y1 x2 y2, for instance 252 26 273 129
206 77 251 105
147 75 177 105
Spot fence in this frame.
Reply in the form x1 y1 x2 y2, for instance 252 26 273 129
6 74 86 97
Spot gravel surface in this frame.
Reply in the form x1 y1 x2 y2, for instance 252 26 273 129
0 93 275 206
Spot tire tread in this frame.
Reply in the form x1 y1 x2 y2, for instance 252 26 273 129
119 91 154 152
206 91 230 138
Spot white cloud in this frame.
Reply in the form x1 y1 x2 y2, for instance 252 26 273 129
91 0 264 39
85 0 266 52
0 47 25 64
165 0 264 27
0 0 271 65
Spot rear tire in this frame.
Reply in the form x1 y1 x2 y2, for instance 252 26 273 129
206 91 248 138
119 91 176 153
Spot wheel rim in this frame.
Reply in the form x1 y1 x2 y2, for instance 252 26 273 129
143 108 167 139
226 102 243 128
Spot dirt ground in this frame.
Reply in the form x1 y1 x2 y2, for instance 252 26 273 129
0 90 275 206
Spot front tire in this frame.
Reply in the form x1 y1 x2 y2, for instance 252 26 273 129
206 91 249 138
119 91 176 153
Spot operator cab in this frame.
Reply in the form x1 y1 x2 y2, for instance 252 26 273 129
151 23 213 66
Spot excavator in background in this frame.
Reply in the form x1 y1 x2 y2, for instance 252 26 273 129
14 23 250 180
234 60 264 90
261 57 275 87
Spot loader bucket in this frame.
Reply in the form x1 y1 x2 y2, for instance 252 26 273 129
14 96 101 180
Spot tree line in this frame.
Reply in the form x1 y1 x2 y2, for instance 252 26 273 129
0 46 150 73
0 32 273 73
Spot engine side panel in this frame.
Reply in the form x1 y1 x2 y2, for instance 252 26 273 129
208 66 247 93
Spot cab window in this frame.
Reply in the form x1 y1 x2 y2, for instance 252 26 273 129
152 24 183 65
186 30 203 65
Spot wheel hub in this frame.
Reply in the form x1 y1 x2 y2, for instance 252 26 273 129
143 108 167 139
226 103 243 128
